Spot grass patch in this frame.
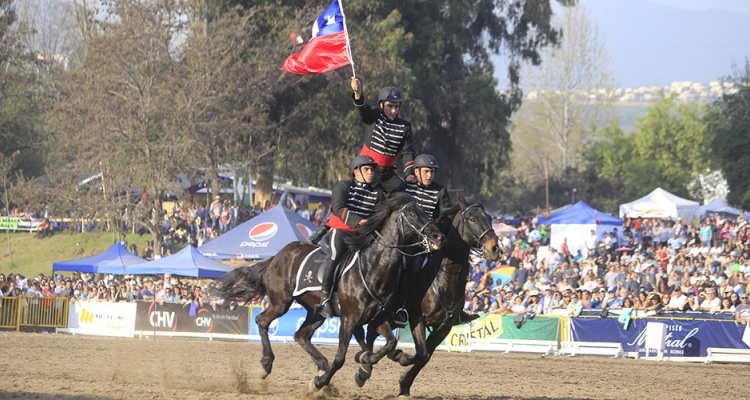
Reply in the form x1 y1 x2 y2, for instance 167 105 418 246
0 231 151 278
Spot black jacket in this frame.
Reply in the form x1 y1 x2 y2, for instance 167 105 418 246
354 96 415 176
326 177 386 232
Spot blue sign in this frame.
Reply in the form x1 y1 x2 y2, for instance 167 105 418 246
571 317 749 357
248 306 389 346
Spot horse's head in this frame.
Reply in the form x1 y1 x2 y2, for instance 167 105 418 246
395 197 445 252
350 192 444 252
453 195 502 261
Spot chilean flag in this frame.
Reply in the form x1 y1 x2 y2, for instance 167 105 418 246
281 0 352 74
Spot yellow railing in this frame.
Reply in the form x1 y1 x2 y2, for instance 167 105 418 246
0 296 69 331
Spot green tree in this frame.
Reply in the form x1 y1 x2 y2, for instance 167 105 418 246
710 60 750 209
582 93 714 208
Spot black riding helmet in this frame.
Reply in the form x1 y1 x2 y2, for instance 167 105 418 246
413 154 439 169
350 155 377 175
378 87 403 103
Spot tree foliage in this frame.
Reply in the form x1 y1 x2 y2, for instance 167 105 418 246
710 59 750 209
581 93 714 210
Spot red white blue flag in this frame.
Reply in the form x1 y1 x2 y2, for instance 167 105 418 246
281 0 352 74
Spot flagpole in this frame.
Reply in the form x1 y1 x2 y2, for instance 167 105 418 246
338 0 356 77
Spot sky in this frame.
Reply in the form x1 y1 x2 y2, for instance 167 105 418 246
493 0 750 89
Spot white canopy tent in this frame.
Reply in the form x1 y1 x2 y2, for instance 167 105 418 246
619 188 699 221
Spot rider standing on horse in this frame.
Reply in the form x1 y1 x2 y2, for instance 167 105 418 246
308 77 415 245
316 155 386 319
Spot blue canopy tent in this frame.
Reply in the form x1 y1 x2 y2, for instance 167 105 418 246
198 204 317 260
536 201 622 257
126 245 233 279
52 243 146 275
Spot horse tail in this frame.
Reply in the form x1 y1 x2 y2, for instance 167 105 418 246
216 258 273 303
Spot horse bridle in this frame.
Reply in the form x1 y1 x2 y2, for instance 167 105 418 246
457 203 494 255
374 201 434 256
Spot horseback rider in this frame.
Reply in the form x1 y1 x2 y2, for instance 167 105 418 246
316 155 386 319
400 154 479 324
308 77 415 245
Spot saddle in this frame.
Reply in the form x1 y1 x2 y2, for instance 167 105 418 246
292 245 359 298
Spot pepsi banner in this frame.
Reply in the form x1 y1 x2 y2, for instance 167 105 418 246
570 317 750 357
135 302 249 335
248 306 389 346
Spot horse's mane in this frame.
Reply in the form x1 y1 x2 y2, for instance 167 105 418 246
344 192 415 250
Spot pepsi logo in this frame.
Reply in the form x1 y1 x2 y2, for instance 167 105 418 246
248 222 278 241
296 223 314 238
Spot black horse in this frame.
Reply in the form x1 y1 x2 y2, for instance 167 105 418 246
216 193 444 390
352 195 502 396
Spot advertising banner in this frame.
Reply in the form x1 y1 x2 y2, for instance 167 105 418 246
570 317 750 357
248 306 389 346
135 302 249 335
0 217 42 231
0 217 18 230
66 301 137 337
434 315 560 347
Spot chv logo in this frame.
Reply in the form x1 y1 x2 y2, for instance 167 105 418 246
249 222 278 241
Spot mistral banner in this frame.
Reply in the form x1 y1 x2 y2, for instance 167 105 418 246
248 306 389 346
570 317 750 357
66 301 137 337
407 315 559 348
135 302 249 335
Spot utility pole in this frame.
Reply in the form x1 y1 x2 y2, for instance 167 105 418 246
544 155 549 210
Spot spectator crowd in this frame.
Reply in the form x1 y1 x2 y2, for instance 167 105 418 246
465 213 750 326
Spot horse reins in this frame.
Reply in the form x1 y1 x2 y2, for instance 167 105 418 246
373 201 435 256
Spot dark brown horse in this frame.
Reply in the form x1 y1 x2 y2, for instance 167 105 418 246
352 195 501 396
216 193 444 390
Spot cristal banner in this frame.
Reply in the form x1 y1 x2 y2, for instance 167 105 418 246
395 315 559 347
135 302 249 335
570 317 750 357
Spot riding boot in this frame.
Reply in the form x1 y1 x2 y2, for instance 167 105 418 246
393 260 415 329
308 215 331 245
457 310 480 324
315 258 337 318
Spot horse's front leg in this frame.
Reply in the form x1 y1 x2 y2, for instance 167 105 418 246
390 313 427 367
398 321 452 397
313 316 355 389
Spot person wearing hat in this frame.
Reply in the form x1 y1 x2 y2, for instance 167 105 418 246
315 155 386 319
664 285 687 311
525 290 542 316
350 76 415 194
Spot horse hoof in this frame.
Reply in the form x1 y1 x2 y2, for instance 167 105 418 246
309 376 320 391
354 371 366 388
259 370 270 380
398 394 412 400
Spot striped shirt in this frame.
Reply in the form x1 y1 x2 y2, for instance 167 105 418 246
405 182 442 220
347 180 380 219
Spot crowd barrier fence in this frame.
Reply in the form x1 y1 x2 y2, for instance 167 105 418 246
49 302 750 364
0 296 69 331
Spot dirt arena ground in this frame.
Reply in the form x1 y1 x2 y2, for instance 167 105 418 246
1 331 748 400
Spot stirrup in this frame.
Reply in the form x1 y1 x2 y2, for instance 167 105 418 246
393 308 409 328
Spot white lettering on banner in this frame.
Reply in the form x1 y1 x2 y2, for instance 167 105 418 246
627 326 700 349
239 241 270 248
150 311 175 328
196 317 212 327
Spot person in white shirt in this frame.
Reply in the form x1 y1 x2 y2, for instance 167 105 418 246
697 288 722 312
664 286 687 311
585 229 597 256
